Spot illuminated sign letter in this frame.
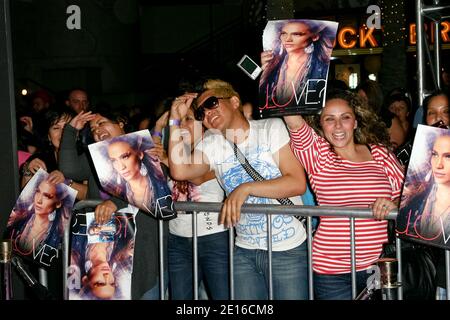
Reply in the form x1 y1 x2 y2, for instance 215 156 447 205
338 27 357 49
360 27 378 48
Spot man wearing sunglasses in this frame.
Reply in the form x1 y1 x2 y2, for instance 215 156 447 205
168 79 309 300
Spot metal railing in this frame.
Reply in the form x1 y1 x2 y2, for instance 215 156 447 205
175 202 401 300
416 0 450 105
56 200 450 300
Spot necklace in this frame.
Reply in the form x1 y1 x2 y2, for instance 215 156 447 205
20 213 53 250
422 185 450 231
130 178 153 211
276 53 312 100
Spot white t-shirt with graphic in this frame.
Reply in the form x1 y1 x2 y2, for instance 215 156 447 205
169 178 226 237
195 118 306 251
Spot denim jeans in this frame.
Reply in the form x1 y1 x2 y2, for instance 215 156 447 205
314 270 370 300
233 242 308 300
140 270 169 300
168 231 230 300
436 287 447 300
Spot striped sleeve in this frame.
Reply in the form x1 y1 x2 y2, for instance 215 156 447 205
289 123 330 174
372 145 405 201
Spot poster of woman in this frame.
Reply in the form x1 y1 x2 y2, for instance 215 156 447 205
68 208 137 300
4 169 77 267
396 125 450 249
259 19 338 118
88 130 175 220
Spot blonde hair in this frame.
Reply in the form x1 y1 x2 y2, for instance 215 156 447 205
200 79 242 108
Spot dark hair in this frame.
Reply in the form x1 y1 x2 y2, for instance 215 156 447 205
306 89 391 147
66 88 89 101
356 80 384 114
422 89 449 125
90 108 130 133
384 93 412 114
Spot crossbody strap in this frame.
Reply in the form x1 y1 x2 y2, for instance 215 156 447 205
231 141 305 223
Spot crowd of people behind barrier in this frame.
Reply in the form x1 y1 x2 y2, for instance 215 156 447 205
8 51 450 300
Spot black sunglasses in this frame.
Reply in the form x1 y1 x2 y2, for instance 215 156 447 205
194 96 231 121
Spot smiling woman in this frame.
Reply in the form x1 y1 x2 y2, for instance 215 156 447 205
283 89 404 300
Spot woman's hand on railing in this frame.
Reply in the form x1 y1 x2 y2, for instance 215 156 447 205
370 198 398 220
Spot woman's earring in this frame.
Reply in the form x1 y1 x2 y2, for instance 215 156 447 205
304 42 314 54
116 174 122 184
140 163 148 177
48 210 56 222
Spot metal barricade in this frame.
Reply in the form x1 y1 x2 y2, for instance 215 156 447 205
174 202 403 301
61 200 450 300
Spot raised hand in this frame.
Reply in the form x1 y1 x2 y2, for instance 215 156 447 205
261 50 274 71
170 93 198 121
155 111 170 132
69 111 96 131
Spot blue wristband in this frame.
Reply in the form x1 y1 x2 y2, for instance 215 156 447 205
168 119 181 126
152 130 163 138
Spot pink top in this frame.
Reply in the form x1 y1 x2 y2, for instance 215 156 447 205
18 151 32 168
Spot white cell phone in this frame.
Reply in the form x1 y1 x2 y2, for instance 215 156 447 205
237 55 262 80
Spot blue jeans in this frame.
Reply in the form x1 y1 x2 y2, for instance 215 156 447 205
436 287 447 300
314 270 370 300
168 231 230 300
140 271 169 300
233 242 308 300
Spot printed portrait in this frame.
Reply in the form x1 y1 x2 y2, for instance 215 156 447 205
396 125 450 249
259 19 338 118
88 130 175 219
4 169 77 267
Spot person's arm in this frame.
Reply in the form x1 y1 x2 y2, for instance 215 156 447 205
168 93 210 181
59 112 96 181
220 143 307 227
371 146 405 220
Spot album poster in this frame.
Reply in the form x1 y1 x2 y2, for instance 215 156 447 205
258 19 338 118
88 130 175 220
396 125 450 249
67 206 138 300
4 169 77 267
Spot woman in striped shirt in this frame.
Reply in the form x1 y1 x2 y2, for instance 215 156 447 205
284 90 405 299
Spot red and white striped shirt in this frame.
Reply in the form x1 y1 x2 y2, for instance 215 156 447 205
289 123 404 274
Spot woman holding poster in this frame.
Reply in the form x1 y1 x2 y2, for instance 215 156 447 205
283 90 404 300
259 19 337 110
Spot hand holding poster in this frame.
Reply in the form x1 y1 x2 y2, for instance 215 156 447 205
258 19 338 118
88 130 176 220
4 169 77 267
396 125 450 248
68 208 137 300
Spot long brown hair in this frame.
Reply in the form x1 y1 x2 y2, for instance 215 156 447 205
305 90 391 147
